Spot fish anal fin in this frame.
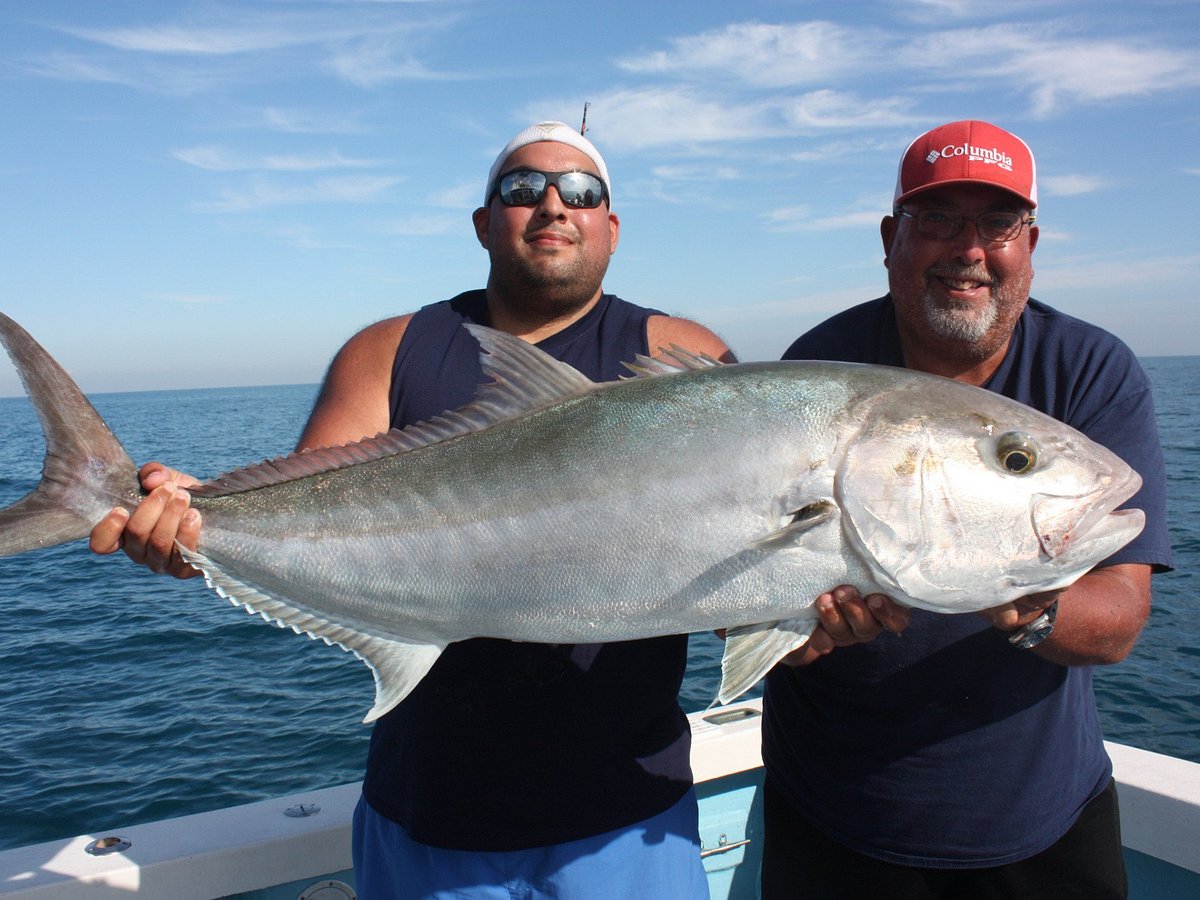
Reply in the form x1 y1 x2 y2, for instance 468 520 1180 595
177 544 444 723
718 618 817 704
358 639 443 723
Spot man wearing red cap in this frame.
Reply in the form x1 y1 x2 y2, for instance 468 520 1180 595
761 120 1172 898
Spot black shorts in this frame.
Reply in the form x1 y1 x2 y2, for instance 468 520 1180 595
760 776 1127 899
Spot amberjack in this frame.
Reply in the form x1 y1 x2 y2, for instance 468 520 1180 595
0 312 1144 721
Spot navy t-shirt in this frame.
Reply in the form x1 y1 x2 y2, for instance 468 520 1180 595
763 295 1172 867
362 290 695 851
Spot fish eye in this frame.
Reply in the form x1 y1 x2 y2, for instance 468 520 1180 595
996 432 1038 474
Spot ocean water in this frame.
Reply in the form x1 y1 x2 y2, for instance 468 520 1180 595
0 360 1196 852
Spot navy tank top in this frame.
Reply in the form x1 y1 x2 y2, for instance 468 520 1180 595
363 290 694 850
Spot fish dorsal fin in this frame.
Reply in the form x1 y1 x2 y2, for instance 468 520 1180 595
464 323 596 409
622 345 723 378
191 324 598 498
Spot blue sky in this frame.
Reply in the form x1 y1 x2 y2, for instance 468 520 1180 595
2 0 1198 396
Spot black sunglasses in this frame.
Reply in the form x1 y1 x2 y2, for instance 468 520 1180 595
490 169 608 209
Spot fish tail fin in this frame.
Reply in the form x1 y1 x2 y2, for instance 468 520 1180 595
0 312 138 556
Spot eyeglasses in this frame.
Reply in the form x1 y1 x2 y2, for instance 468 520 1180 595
490 169 608 209
895 207 1036 243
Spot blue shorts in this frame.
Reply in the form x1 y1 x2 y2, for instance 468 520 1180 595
352 788 710 899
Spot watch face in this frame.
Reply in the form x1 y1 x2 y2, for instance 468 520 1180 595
1008 603 1057 649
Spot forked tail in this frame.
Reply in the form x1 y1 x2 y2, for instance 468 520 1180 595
0 312 139 556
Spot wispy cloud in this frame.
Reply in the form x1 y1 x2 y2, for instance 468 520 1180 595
698 283 882 327
19 50 236 94
173 146 381 172
31 8 462 93
617 17 1200 132
763 205 812 229
565 87 781 149
613 165 741 208
893 0 1052 24
786 137 896 164
159 293 225 305
60 21 329 55
764 206 882 232
650 164 740 181
56 8 448 58
377 214 463 237
257 222 357 251
427 180 480 209
902 24 1200 117
1032 228 1072 243
1040 173 1109 196
547 87 911 152
260 107 371 135
325 37 452 88
1035 251 1200 291
617 21 887 88
781 90 915 131
196 175 401 212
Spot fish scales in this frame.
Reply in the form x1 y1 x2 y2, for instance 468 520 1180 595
0 313 1144 721
197 365 847 641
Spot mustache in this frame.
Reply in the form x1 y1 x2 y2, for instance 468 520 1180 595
526 224 576 241
928 264 994 285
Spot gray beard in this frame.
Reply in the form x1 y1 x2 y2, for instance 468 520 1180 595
921 292 998 343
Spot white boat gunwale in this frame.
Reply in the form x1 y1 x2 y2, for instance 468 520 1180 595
1 699 1197 899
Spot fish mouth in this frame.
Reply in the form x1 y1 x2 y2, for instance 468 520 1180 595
1032 466 1144 561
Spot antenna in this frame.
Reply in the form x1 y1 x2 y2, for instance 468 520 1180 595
580 102 590 136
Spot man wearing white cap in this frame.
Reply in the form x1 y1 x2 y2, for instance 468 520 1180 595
93 120 895 897
334 121 730 898
760 121 1172 897
91 120 727 897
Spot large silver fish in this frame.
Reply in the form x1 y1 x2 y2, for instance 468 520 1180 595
0 312 1144 721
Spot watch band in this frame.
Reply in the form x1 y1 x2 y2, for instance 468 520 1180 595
1008 601 1058 649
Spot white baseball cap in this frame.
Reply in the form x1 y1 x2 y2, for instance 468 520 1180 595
484 121 611 207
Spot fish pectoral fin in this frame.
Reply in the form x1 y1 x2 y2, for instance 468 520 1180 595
718 618 817 704
178 544 444 724
355 637 444 724
748 499 838 551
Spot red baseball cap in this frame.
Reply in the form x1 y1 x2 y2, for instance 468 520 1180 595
894 120 1037 209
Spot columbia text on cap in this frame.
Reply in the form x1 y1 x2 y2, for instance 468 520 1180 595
894 120 1038 209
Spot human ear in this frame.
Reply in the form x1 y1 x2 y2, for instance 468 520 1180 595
471 207 490 249
880 215 897 269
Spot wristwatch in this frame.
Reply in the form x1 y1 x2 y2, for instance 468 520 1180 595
1007 601 1058 649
